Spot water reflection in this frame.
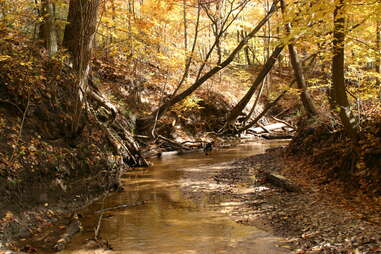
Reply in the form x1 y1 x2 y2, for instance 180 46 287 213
58 141 289 254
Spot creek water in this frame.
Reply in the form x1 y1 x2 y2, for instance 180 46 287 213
57 141 289 254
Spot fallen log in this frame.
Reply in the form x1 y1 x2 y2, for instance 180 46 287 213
258 171 301 193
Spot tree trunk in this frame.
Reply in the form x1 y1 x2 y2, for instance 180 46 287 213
173 3 201 97
238 90 287 133
212 0 223 64
63 0 101 135
331 0 357 140
183 0 188 54
225 45 284 124
40 0 58 56
376 20 381 97
139 0 279 131
280 0 318 117
242 80 265 125
241 31 252 65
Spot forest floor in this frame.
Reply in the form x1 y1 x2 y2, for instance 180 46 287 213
210 147 381 254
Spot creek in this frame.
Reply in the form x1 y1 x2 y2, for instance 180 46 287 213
56 141 289 254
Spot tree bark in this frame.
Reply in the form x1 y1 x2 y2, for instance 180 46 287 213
183 0 188 53
63 0 101 135
241 30 252 65
280 0 317 117
376 20 381 96
225 45 284 124
143 0 279 126
331 0 357 140
40 0 58 56
173 2 201 97
242 81 264 125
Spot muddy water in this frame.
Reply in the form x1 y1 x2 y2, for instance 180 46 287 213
58 141 289 254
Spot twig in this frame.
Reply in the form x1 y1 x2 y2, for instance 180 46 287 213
94 214 103 241
10 92 31 162
95 201 145 214
134 134 150 139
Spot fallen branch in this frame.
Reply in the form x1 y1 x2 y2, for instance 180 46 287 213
134 134 151 139
95 201 145 214
94 214 103 241
10 92 31 162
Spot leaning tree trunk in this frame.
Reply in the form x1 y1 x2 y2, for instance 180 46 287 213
331 0 358 140
225 45 284 124
280 0 318 117
63 0 101 136
40 0 58 56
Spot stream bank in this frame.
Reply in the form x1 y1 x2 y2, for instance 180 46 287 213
2 136 381 254
3 141 290 254
214 148 381 254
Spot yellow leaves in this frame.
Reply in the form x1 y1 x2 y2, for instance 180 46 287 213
3 211 14 221
0 55 11 62
171 95 203 118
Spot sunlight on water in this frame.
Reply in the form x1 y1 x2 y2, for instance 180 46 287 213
56 141 289 254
